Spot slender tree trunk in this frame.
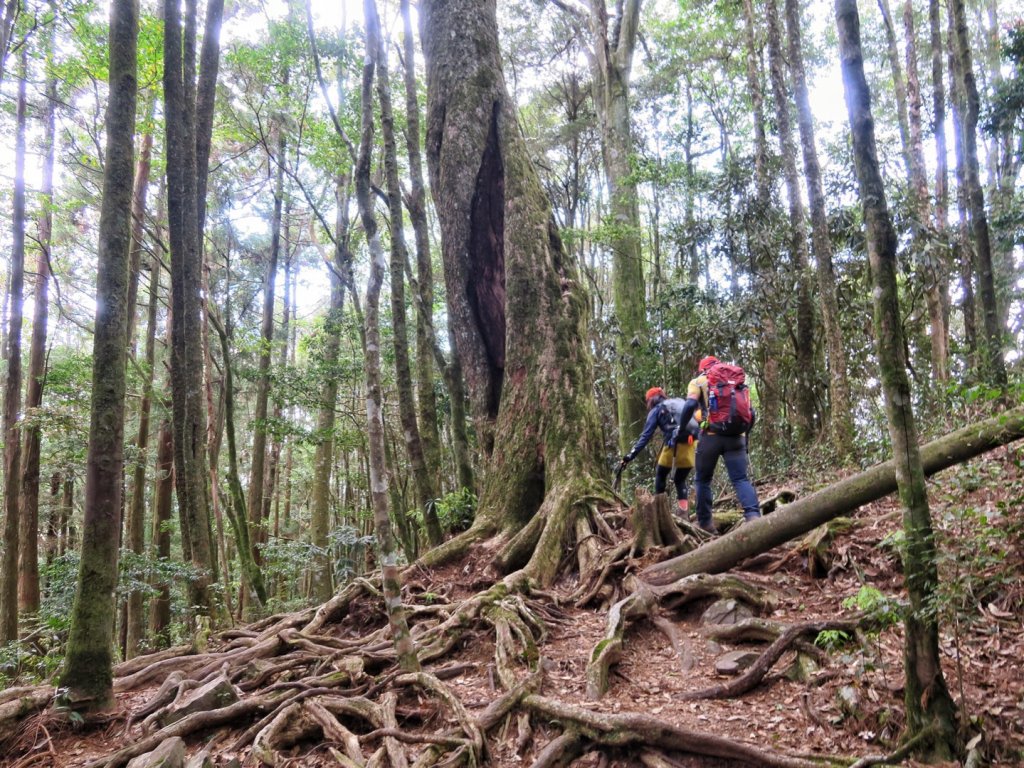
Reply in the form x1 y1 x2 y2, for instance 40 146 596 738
1 49 28 644
586 0 647 455
949 0 1007 388
400 0 445 501
309 178 351 602
930 0 948 234
784 0 853 451
357 0 419 673
247 129 285 575
122 122 155 658
19 33 58 614
59 476 73 557
60 0 138 708
946 9 977 373
372 17 442 547
211 312 268 608
741 0 783 454
766 0 817 443
149 410 173 647
836 0 958 757
877 0 913 177
125 253 160 659
905 0 950 384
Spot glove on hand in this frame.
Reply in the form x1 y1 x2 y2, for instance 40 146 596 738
621 453 634 464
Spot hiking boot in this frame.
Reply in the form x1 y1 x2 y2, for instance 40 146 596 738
676 499 690 522
698 522 718 535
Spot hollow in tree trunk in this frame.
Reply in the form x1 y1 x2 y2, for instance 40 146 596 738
422 0 612 587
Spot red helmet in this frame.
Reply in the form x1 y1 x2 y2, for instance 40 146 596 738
645 386 665 401
698 355 719 373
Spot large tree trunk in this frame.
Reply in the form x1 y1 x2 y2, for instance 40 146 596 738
784 0 852 451
163 0 221 618
948 0 1007 389
643 406 1024 584
59 0 138 709
18 30 57 615
373 19 442 547
1 48 28 644
422 0 611 586
357 0 418 673
740 0 783 454
586 0 647 456
766 0 817 444
836 1 958 755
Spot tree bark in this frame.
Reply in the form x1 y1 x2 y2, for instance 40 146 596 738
125 252 160 659
400 0 449 504
59 0 138 709
373 17 442 546
149 409 174 647
836 1 958 755
948 0 1007 389
766 0 817 443
358 0 419 673
1 48 28 644
946 8 977 374
784 0 853 451
163 0 221 618
423 0 610 586
18 28 58 615
585 0 647 456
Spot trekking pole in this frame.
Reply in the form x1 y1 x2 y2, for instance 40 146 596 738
613 459 626 492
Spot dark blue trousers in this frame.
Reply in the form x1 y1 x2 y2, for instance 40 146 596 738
694 432 761 528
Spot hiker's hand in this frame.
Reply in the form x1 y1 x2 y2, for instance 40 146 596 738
667 431 678 448
621 453 634 465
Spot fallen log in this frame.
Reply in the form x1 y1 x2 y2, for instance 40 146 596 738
642 406 1024 585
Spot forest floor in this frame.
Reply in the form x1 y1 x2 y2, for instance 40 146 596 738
5 444 1024 768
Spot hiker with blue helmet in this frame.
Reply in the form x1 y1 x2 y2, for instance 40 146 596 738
621 386 701 519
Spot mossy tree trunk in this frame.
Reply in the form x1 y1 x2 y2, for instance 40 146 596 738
423 0 610 586
0 48 27 644
163 0 223 618
59 0 138 708
836 0 958 757
125 245 160 659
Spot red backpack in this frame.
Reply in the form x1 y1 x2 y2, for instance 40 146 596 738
704 363 754 436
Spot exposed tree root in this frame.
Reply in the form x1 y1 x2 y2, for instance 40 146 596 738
680 619 862 700
586 573 780 699
522 695 823 767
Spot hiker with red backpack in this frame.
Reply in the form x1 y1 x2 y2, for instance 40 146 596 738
670 356 761 534
620 387 701 520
